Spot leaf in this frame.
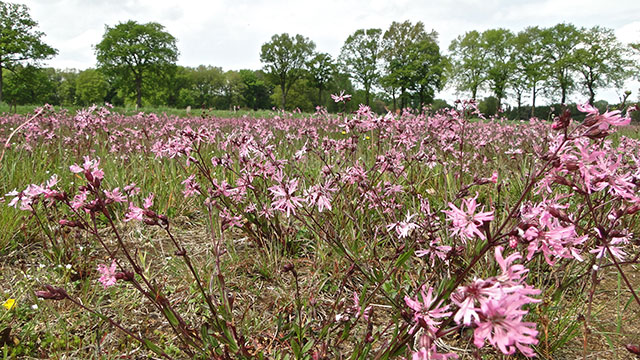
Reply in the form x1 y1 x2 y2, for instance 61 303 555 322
394 249 414 268
162 307 179 328
143 339 166 357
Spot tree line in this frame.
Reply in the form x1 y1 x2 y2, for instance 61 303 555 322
1 1 639 116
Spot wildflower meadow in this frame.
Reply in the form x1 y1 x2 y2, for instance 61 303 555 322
1 98 640 359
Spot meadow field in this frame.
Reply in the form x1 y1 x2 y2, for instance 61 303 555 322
1 100 640 359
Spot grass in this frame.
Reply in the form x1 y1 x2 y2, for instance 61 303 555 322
1 106 640 358
0 102 315 119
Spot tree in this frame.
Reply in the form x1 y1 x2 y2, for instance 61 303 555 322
543 23 581 104
95 20 178 108
512 27 549 117
307 52 334 106
238 69 272 110
340 28 382 106
55 69 79 106
405 39 447 106
260 33 315 109
185 65 225 107
483 28 515 109
219 70 243 110
3 64 55 106
75 69 108 105
382 20 436 109
448 30 489 100
0 1 57 102
574 26 631 105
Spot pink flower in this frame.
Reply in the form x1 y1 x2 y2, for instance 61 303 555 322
353 292 372 320
269 178 304 218
143 193 154 209
443 196 494 242
304 181 337 212
70 190 89 211
416 239 451 267
124 202 144 222
70 156 104 182
473 294 539 357
97 260 117 288
578 102 631 130
181 175 200 198
331 90 352 103
405 286 451 335
104 188 127 203
490 171 498 184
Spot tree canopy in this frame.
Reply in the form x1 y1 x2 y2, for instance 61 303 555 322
340 28 383 106
0 1 57 102
260 33 315 110
95 20 178 108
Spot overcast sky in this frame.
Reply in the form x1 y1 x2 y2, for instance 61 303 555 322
20 0 640 104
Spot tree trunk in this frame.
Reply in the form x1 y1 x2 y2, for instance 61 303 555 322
318 84 323 107
281 83 286 109
471 86 477 101
588 69 595 105
516 92 522 120
365 84 370 106
0 62 3 104
392 91 396 112
135 75 142 109
561 86 566 105
531 82 536 118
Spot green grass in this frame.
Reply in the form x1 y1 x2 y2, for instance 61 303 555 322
0 102 314 119
1 108 640 359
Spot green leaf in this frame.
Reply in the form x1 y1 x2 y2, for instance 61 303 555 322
143 339 166 357
162 307 179 328
395 248 414 268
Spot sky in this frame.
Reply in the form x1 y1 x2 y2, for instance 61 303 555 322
19 0 640 105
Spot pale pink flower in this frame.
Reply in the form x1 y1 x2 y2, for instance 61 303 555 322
97 260 117 288
104 188 127 203
405 286 451 335
70 156 104 181
443 196 494 242
387 213 419 238
124 202 144 222
473 294 539 357
181 175 201 198
490 171 498 184
353 292 372 320
331 90 352 103
416 239 451 267
269 178 304 217
143 193 154 209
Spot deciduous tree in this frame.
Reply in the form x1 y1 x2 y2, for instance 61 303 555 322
543 23 581 104
95 20 178 108
340 28 382 106
307 52 334 106
0 1 57 102
75 69 108 105
448 30 488 100
483 28 515 109
512 27 549 117
574 26 631 105
382 20 436 109
260 33 315 109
